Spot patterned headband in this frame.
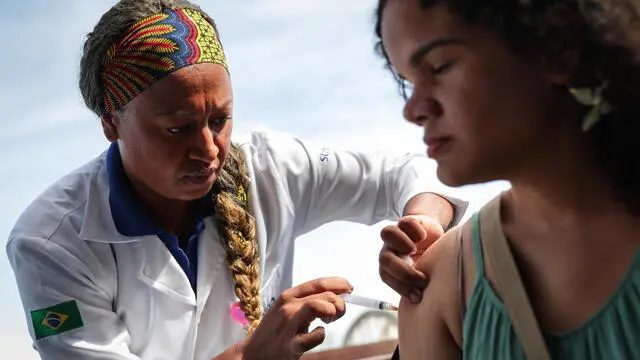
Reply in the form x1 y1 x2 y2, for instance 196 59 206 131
100 8 228 115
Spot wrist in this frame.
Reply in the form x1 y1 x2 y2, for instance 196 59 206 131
214 337 250 360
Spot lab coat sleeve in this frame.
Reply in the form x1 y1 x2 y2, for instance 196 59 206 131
250 128 467 237
7 236 140 360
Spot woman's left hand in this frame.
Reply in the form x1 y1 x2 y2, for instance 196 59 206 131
378 215 445 303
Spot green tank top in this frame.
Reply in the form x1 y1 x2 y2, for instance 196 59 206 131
463 213 640 359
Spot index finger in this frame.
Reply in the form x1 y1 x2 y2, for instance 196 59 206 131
397 217 427 243
380 225 416 254
284 277 353 299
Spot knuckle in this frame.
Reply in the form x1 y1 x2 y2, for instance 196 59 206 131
304 298 327 311
379 246 390 261
397 216 414 229
334 297 346 312
380 225 397 240
309 279 326 294
322 291 339 302
310 299 332 315
379 251 395 267
280 288 294 302
317 277 348 293
278 302 297 320
399 219 421 236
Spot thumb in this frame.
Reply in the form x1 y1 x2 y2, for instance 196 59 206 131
417 215 445 239
409 216 445 261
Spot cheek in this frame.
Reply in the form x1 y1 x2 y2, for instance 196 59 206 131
435 87 533 184
215 125 233 158
445 61 545 143
141 137 183 163
434 53 555 184
126 135 186 179
216 139 231 165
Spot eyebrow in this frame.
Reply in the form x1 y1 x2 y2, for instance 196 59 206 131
155 99 233 116
409 37 464 69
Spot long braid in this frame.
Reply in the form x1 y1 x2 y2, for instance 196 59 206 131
213 145 262 334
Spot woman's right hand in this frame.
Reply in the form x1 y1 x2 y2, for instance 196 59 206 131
242 277 353 360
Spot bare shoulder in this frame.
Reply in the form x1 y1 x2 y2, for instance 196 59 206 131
415 223 467 275
415 220 476 294
397 221 474 358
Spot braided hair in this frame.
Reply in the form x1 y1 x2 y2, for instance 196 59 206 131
213 145 262 333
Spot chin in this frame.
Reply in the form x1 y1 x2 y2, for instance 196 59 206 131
437 165 498 188
175 183 215 201
436 166 474 188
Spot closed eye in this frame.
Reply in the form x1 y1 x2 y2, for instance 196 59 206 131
210 116 231 128
432 61 454 75
166 117 231 135
167 123 194 135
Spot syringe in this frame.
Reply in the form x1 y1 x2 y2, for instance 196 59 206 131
339 293 398 311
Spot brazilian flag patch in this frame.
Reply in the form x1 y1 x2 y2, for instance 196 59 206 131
30 300 84 340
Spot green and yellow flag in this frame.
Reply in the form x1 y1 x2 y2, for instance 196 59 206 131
30 300 84 340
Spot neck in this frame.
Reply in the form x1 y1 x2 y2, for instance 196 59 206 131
504 130 620 230
129 180 192 235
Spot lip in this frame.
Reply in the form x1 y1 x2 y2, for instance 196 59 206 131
424 137 452 159
184 167 217 185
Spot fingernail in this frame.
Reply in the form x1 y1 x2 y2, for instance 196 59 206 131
410 290 422 303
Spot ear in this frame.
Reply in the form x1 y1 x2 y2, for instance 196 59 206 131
101 113 120 142
539 36 581 86
546 71 571 87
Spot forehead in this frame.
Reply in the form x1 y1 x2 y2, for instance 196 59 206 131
380 1 467 68
137 63 232 109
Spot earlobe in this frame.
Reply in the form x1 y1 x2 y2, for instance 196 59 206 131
101 114 119 142
547 72 570 86
541 53 575 87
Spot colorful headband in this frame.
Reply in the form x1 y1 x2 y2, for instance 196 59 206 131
100 8 228 115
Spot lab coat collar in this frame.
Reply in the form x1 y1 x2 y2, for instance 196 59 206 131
78 149 143 244
79 142 214 244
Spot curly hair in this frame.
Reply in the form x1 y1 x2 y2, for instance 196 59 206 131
375 0 640 216
80 0 262 333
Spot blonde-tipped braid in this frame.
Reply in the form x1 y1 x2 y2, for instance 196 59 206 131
213 145 262 334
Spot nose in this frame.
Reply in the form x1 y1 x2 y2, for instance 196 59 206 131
189 126 219 163
403 90 442 127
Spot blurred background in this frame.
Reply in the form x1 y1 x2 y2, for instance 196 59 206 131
0 1 510 358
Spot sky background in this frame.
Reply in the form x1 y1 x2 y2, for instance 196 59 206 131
0 1 510 358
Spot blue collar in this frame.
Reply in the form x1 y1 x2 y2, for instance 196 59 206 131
106 142 215 237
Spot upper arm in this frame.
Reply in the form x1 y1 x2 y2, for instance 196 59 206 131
7 235 140 360
249 128 455 235
397 227 466 360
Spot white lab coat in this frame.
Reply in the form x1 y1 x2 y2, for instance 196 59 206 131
7 128 466 360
